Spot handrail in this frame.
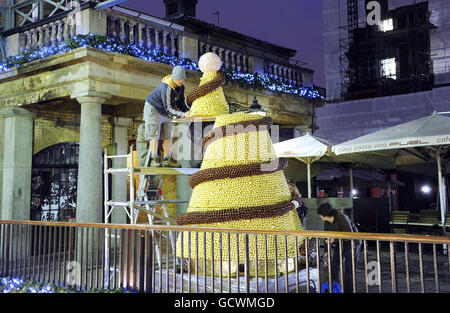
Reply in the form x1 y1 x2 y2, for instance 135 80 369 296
1 219 449 244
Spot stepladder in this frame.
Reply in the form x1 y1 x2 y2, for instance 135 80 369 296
103 140 200 285
134 149 177 268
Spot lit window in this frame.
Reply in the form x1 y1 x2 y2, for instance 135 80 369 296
379 18 393 32
381 58 397 80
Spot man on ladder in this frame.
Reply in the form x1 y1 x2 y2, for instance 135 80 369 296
135 66 192 268
141 65 191 168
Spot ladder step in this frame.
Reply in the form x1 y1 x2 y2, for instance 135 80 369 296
105 201 130 207
135 200 189 204
105 200 189 206
104 168 129 174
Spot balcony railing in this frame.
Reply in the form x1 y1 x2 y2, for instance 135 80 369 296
199 40 310 89
199 41 250 74
20 14 76 53
1 4 324 99
263 62 308 88
0 220 449 293
105 6 183 57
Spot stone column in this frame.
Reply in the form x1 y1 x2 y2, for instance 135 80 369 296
129 21 136 45
37 26 44 48
230 51 236 71
120 19 126 43
75 96 107 223
163 31 170 54
31 30 38 49
146 27 152 49
63 19 70 41
296 71 301 86
56 20 63 43
236 53 242 72
273 64 279 79
218 48 224 63
111 117 131 224
50 22 57 45
242 55 248 73
137 23 145 48
0 107 36 220
224 49 230 70
25 30 32 50
170 34 177 56
154 29 160 50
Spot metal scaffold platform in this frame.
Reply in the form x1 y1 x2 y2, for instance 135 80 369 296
102 146 199 281
103 147 198 227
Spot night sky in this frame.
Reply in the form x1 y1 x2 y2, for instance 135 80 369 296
122 0 325 88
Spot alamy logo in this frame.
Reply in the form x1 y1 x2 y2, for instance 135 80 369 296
366 1 381 26
367 260 381 286
66 261 81 287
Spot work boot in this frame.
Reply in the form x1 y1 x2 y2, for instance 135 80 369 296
150 155 160 167
162 156 180 168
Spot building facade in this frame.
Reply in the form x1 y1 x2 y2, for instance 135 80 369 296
0 1 323 223
316 0 450 219
317 0 450 143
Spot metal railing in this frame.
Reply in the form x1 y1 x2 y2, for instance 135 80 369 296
0 220 449 293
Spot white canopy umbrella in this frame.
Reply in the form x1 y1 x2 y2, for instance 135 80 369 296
332 112 450 229
274 133 334 198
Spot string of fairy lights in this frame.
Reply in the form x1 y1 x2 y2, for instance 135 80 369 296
0 277 135 293
0 33 323 99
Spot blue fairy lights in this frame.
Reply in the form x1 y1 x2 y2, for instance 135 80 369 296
0 276 135 293
0 34 323 99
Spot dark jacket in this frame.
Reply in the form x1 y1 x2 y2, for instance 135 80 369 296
292 196 308 223
145 75 190 117
324 211 361 248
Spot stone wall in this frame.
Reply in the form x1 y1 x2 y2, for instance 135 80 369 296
33 109 113 154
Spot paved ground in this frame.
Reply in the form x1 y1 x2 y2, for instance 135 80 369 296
348 243 450 293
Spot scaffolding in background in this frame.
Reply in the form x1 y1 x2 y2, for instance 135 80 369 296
337 0 445 101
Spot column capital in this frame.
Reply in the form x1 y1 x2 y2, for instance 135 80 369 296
71 91 111 104
0 106 37 119
75 96 109 105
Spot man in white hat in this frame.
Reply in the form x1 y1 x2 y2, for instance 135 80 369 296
142 65 191 167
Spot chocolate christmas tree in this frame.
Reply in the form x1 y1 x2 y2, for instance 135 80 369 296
187 52 229 117
176 113 305 277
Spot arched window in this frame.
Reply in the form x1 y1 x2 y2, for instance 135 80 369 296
30 142 79 222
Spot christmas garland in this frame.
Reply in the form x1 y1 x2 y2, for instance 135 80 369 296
0 34 323 99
